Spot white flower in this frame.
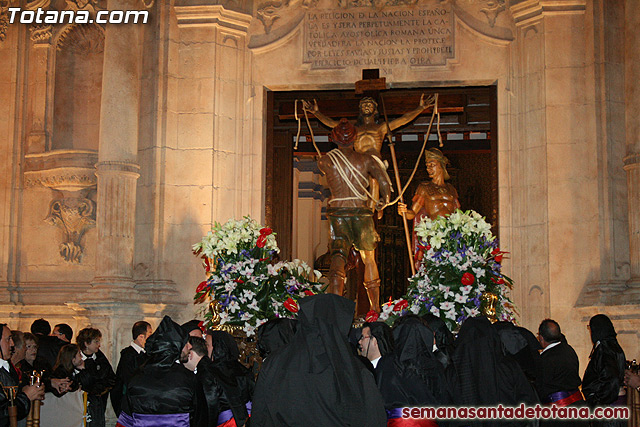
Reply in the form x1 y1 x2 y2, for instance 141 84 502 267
241 312 252 321
243 290 256 300
445 309 457 320
248 299 259 311
440 301 454 311
465 307 480 317
460 285 472 295
430 306 440 316
219 311 229 324
410 302 420 314
472 267 486 278
382 303 394 314
478 283 486 292
438 285 453 299
228 300 240 313
454 294 468 304
224 281 236 293
243 323 256 337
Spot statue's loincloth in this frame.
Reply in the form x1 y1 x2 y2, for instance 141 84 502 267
327 207 379 257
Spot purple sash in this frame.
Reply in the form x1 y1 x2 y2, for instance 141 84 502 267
217 401 252 425
544 389 583 405
117 412 190 427
386 408 404 420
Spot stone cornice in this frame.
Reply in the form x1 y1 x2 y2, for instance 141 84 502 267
510 0 586 25
24 150 98 191
174 3 252 32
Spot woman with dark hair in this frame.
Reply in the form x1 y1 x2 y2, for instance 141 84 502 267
582 314 626 427
207 330 254 426
375 315 450 426
51 344 84 395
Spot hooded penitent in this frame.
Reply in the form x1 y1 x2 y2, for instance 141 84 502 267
256 318 297 359
375 315 450 415
117 316 204 427
251 294 387 427
449 317 537 420
207 330 254 427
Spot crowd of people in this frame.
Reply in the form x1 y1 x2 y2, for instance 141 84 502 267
0 294 637 426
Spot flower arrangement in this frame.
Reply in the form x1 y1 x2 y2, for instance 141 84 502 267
367 210 516 331
193 217 324 336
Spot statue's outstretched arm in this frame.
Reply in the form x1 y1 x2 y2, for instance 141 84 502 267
387 93 430 131
302 99 339 129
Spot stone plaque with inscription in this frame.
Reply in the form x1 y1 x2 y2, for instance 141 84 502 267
303 1 454 70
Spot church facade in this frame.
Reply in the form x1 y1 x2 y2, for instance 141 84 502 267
1 0 639 368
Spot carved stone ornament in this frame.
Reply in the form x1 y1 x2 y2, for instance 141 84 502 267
0 0 9 42
29 24 53 43
45 195 96 263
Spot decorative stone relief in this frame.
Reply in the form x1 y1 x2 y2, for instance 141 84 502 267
29 24 53 43
56 23 104 53
45 194 96 263
0 0 9 42
479 0 505 28
453 0 513 40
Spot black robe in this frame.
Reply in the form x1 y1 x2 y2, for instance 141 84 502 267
375 317 451 411
252 294 387 426
449 317 538 426
208 330 254 426
582 315 626 427
119 316 206 427
79 349 116 427
111 346 148 416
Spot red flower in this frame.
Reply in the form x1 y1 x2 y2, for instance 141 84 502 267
203 257 211 273
284 297 299 313
260 227 273 236
461 272 475 286
196 280 208 293
234 278 244 284
491 247 501 255
494 254 503 263
256 235 267 248
304 290 315 296
393 299 409 312
198 321 205 332
365 310 379 322
491 277 505 285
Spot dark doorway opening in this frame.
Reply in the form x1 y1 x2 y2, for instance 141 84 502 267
265 85 498 303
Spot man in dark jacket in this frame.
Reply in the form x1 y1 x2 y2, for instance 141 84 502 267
117 316 205 427
184 336 221 425
535 319 585 425
111 321 152 417
1 323 43 427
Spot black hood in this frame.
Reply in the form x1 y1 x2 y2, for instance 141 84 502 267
209 330 239 362
145 315 188 368
365 321 394 356
257 318 297 359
